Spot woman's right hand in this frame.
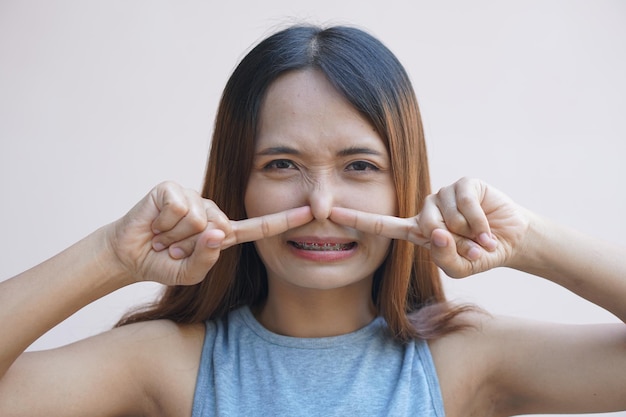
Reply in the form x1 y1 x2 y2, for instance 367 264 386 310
107 181 313 286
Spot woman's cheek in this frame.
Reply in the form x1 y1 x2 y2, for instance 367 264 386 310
340 183 397 217
245 180 302 217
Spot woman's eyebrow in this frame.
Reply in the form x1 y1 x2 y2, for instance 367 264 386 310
255 145 384 157
256 146 300 156
336 146 383 157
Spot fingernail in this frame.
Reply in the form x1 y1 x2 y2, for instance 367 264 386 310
170 247 186 259
153 242 165 251
467 246 481 261
432 234 448 248
478 233 497 250
206 238 222 249
205 229 226 248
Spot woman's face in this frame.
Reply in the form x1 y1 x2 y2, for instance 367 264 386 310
244 69 397 293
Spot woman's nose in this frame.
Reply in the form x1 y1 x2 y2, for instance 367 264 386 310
307 178 334 221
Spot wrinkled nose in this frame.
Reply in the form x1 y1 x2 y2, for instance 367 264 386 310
307 178 334 221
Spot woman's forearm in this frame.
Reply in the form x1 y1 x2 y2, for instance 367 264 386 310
510 212 626 323
0 225 132 377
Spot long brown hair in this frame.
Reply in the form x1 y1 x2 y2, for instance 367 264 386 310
117 25 473 341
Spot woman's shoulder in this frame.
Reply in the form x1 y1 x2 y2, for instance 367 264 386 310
115 318 207 344
105 319 206 415
425 310 619 416
2 319 207 417
425 310 514 416
114 318 207 371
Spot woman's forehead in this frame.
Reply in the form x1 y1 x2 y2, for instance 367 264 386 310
256 70 384 151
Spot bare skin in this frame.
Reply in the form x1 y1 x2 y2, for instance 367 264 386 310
1 178 625 416
0 70 625 416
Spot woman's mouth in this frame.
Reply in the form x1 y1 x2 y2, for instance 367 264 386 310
288 241 357 251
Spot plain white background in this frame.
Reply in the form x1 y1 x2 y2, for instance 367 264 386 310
1 1 625 415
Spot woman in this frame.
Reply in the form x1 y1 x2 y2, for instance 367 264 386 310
0 25 624 416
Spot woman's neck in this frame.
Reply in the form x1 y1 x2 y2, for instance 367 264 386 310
254 278 377 338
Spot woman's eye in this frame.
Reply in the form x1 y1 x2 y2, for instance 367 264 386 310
346 161 378 171
264 159 296 170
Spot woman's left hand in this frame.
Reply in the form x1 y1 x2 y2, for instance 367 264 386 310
330 177 530 278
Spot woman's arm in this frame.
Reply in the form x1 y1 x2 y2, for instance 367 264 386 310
331 177 626 323
0 181 230 378
330 177 626 414
510 211 626 322
0 181 313 416
423 178 626 414
0 226 127 378
0 182 225 415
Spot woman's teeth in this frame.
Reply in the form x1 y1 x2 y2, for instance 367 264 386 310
290 241 355 251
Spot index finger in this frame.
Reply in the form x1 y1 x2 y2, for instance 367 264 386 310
223 206 313 248
330 207 428 246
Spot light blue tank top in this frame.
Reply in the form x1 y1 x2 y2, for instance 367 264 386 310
192 306 445 416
